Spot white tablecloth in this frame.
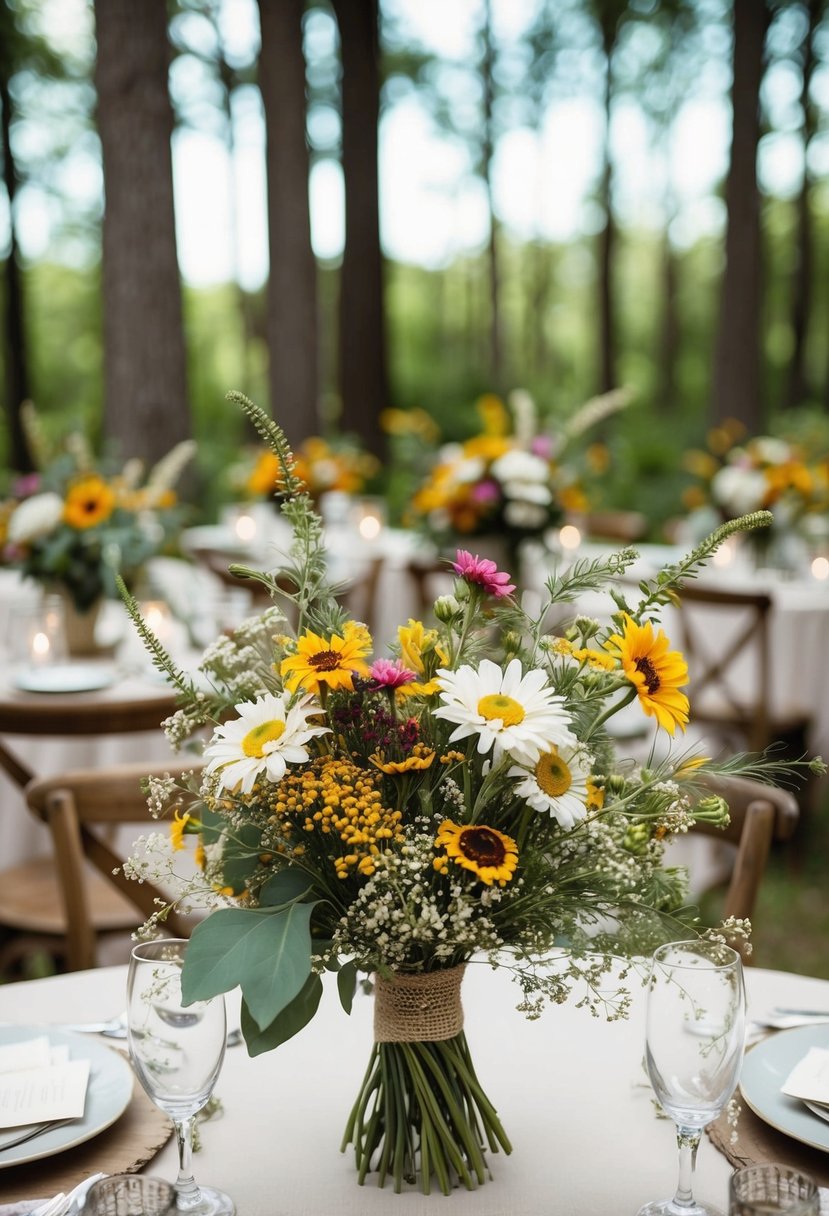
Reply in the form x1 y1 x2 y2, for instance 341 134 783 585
0 960 823 1214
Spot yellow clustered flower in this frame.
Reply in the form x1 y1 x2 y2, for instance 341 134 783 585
439 750 466 765
571 645 617 672
585 778 605 811
370 742 436 774
265 757 404 880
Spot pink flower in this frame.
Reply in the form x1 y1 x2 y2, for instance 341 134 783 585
471 479 500 504
451 549 516 598
370 658 417 688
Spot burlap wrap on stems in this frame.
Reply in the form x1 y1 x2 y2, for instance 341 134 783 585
373 964 466 1043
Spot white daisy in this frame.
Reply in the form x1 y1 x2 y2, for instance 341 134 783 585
204 692 328 795
509 742 594 829
434 657 575 766
8 492 64 544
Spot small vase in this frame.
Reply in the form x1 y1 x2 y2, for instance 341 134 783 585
56 592 104 657
341 965 511 1194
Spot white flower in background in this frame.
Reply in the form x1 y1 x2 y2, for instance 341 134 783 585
508 389 537 445
504 501 549 529
491 450 552 504
7 492 64 544
751 437 791 465
204 692 329 794
453 456 486 485
509 742 594 829
711 466 767 515
435 657 575 766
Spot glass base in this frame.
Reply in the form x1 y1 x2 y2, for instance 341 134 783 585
176 1185 235 1216
636 1201 725 1216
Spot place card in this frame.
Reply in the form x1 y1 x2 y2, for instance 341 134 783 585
0 1038 89 1130
781 1046 829 1108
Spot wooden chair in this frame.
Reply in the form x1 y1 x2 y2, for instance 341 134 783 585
674 583 811 755
688 773 800 962
0 762 196 973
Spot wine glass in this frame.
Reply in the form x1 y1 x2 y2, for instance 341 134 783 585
127 939 235 1215
637 940 746 1216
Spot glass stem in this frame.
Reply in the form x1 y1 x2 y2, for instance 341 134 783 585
672 1125 701 1209
174 1115 202 1210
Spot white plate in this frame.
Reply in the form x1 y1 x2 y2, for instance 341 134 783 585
13 663 116 694
0 1027 133 1169
740 1024 829 1153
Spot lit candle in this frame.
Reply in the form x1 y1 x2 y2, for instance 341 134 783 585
713 537 736 568
234 512 257 544
811 556 829 581
141 600 174 642
559 524 582 552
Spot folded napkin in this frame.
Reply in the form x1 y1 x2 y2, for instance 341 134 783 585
782 1045 829 1108
0 1036 89 1134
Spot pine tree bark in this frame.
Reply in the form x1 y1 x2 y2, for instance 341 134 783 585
481 0 502 392
258 0 319 443
784 0 819 412
597 23 617 395
0 56 33 471
710 0 770 430
331 0 388 460
94 0 191 464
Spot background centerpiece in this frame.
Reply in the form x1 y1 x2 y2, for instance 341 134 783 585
124 391 806 1196
1 407 194 653
407 388 629 574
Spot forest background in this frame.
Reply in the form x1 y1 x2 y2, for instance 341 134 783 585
2 0 829 533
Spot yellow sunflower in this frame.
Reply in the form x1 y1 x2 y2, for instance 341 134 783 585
434 819 518 887
246 450 282 497
280 626 372 694
605 614 689 735
63 476 117 529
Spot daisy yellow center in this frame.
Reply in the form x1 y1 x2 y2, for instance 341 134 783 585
242 719 286 758
634 656 661 694
309 649 343 672
535 750 572 798
477 693 525 727
458 827 507 867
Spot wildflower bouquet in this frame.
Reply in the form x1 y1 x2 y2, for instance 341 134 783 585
407 388 626 564
1 409 195 612
125 392 798 1197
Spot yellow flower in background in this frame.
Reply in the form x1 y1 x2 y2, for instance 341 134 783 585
605 615 690 735
476 393 510 437
63 476 117 529
281 627 372 694
435 819 518 886
247 450 282 497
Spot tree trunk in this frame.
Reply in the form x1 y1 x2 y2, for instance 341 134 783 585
481 0 502 392
94 0 191 464
331 0 388 460
0 65 33 471
257 0 319 444
659 226 679 410
710 0 769 431
783 0 819 412
598 32 616 395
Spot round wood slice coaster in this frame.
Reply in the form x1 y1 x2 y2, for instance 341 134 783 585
707 1100 829 1189
0 1082 173 1204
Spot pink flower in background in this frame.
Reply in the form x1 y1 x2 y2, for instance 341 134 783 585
370 658 417 688
11 473 41 497
530 435 555 460
471 479 500 504
452 549 516 598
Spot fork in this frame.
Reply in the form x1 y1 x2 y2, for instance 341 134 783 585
0 1118 72 1152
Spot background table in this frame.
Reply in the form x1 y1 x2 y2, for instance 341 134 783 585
2 960 827 1214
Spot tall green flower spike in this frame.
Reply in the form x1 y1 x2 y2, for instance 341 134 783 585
225 389 304 498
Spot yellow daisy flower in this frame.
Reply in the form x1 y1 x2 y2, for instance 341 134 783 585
397 619 448 697
605 615 690 735
435 819 518 887
281 627 372 694
63 476 116 529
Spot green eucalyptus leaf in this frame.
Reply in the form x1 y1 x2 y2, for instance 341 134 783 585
259 868 313 907
337 960 358 1015
239 974 323 1056
181 903 316 1029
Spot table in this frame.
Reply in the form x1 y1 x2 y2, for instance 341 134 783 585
2 960 826 1214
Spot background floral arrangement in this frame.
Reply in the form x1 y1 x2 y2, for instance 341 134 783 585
0 407 195 611
682 419 829 531
123 392 807 1197
407 388 627 556
231 434 379 505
